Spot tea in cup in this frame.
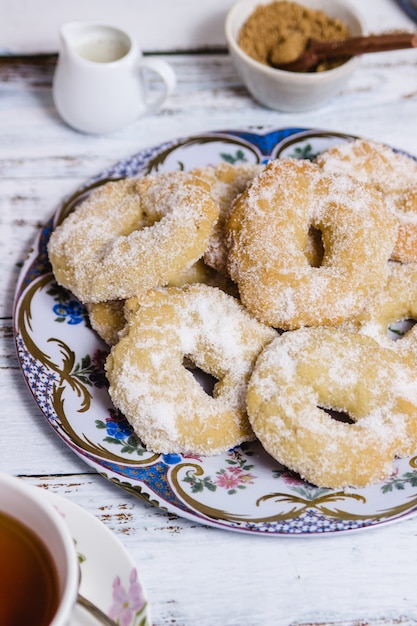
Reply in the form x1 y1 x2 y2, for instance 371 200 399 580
53 22 177 134
0 473 78 626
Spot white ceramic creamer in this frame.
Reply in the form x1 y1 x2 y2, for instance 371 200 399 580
53 22 177 134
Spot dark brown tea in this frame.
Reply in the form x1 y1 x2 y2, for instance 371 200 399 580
0 511 60 626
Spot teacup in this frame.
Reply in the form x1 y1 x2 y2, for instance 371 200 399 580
0 472 78 626
53 22 177 134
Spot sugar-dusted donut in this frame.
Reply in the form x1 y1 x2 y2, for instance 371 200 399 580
106 284 276 456
339 260 417 457
346 261 417 346
227 158 398 329
191 162 264 274
315 138 417 263
246 327 417 489
47 172 219 303
86 259 239 346
86 300 125 347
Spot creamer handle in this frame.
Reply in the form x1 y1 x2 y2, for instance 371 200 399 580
138 58 177 112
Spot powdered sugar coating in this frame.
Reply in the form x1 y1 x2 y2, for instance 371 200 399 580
345 261 417 346
227 158 398 329
47 172 219 303
316 138 417 263
247 327 417 489
85 259 238 346
106 284 276 455
343 261 417 443
191 162 264 274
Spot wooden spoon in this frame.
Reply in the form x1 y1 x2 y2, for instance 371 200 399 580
270 32 417 72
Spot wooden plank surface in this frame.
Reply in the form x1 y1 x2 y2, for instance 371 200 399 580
19 474 417 626
2 1 417 624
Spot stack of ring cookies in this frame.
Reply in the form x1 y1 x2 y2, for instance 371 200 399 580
47 139 417 489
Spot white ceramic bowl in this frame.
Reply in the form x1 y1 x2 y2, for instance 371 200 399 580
225 0 365 112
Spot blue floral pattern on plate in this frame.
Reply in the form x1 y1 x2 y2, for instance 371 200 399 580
13 127 417 536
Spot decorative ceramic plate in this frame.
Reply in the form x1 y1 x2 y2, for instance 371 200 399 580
42 490 151 626
14 127 417 536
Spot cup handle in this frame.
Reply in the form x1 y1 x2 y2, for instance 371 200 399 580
138 58 177 112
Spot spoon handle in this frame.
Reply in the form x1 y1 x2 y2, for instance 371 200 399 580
77 593 119 626
273 32 417 71
312 32 417 59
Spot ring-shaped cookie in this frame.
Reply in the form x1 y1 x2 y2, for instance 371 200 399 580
316 138 417 263
227 158 398 329
86 259 239 346
246 327 417 489
48 172 219 303
191 162 264 274
347 262 417 343
341 261 417 457
106 284 276 455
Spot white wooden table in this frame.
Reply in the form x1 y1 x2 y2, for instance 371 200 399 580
2 1 417 624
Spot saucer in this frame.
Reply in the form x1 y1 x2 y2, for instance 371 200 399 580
42 490 151 626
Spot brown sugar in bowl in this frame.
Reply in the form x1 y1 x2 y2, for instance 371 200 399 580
225 0 365 112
